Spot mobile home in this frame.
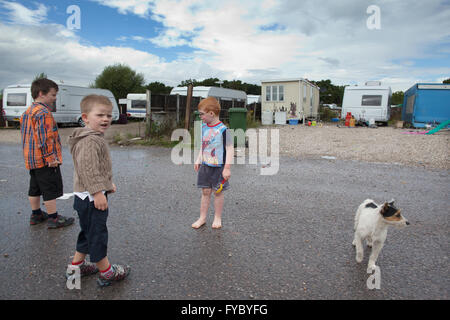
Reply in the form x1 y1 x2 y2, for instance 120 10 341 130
402 83 450 128
170 86 247 106
261 79 320 120
2 84 120 125
341 82 392 123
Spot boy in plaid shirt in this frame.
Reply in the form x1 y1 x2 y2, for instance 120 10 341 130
20 78 74 229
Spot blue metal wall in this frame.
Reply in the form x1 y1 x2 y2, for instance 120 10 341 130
402 84 450 127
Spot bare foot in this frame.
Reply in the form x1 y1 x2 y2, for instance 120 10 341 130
192 219 206 229
212 219 222 229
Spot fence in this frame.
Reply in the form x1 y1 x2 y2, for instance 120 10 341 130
135 94 249 126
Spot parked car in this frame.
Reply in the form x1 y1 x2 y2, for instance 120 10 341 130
323 103 341 110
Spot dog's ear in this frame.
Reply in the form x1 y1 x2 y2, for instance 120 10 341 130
388 199 395 206
380 202 389 215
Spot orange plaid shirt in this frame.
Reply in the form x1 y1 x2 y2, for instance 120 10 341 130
20 102 62 170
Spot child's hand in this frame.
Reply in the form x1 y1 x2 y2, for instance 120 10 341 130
93 192 108 211
48 160 61 167
194 163 200 172
222 167 231 180
109 183 117 193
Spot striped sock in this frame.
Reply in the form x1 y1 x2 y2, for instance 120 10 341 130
100 265 114 279
72 260 84 266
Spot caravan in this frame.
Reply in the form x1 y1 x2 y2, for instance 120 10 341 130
170 86 247 104
341 82 392 123
125 93 147 118
2 84 120 126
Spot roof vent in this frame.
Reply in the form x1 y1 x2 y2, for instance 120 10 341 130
365 81 382 86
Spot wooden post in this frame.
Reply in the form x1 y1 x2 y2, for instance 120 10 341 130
145 89 151 139
176 94 180 124
184 85 193 130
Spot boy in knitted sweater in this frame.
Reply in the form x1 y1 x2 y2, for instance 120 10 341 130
67 95 130 287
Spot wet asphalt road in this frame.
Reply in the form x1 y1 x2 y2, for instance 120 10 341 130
0 142 448 300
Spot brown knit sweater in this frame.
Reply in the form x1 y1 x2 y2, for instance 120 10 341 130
68 127 114 195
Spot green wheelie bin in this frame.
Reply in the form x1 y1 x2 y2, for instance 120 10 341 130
228 107 247 147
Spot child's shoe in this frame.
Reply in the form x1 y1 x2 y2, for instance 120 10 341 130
66 261 99 278
97 264 130 287
47 214 75 229
30 211 48 225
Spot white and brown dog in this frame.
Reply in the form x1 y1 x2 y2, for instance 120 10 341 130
352 199 409 272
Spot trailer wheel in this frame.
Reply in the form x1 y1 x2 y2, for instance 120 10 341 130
78 117 85 127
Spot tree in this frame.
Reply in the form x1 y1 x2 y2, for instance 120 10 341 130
391 91 404 105
93 63 145 100
443 78 450 84
145 81 173 94
311 79 346 105
34 72 47 81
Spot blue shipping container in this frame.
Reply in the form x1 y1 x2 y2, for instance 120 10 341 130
402 83 450 128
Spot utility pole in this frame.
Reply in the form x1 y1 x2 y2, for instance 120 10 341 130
184 84 193 130
145 89 151 139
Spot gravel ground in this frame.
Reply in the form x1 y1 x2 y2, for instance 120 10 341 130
264 124 450 170
0 121 449 169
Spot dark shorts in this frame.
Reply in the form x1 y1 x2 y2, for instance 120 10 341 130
73 196 108 263
197 164 230 191
28 166 63 201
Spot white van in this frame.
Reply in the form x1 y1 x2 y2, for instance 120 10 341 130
2 84 120 126
125 93 147 118
341 82 392 123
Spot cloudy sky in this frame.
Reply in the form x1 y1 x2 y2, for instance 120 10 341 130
0 0 449 94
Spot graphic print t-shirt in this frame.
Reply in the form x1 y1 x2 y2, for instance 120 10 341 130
201 121 231 167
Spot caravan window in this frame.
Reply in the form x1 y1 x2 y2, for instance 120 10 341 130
361 95 382 106
265 85 284 101
7 93 27 106
272 86 278 101
131 100 146 109
265 86 271 101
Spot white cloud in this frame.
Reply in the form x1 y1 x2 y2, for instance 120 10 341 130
0 0 48 25
90 0 154 17
0 21 226 91
0 0 449 93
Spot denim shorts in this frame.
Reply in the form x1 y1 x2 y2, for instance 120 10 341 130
73 196 108 263
197 164 230 191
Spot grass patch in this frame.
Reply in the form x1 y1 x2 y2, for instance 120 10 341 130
134 137 179 148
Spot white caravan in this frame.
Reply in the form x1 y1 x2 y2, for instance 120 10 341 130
341 82 392 123
170 86 247 103
125 93 147 118
2 84 120 125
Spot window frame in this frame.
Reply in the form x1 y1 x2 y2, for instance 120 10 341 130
7 93 27 106
361 95 382 106
265 85 285 102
